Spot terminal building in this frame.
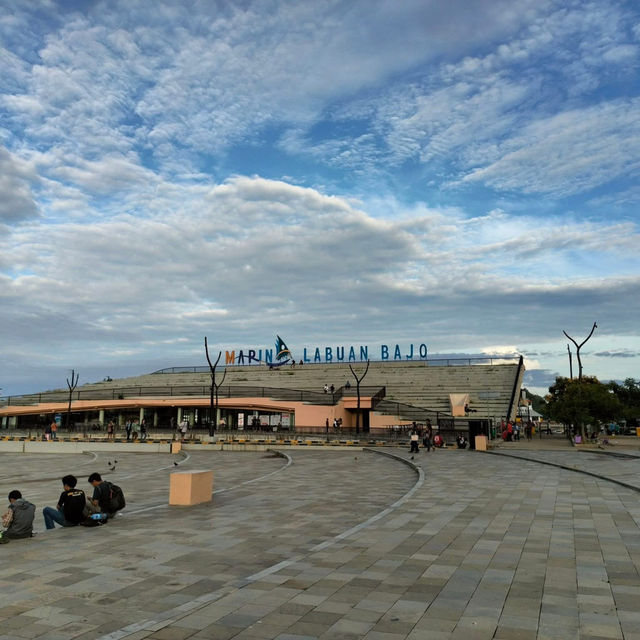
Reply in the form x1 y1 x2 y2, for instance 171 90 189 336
0 353 524 444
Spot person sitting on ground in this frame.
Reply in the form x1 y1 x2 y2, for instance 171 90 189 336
43 475 88 530
433 432 444 448
1 490 36 542
456 434 468 449
87 473 116 519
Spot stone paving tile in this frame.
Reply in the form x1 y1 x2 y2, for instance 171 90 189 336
2 447 640 639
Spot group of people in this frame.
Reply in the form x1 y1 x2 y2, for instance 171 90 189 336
325 417 343 431
124 418 148 441
500 420 533 441
322 381 351 394
409 421 446 453
43 420 59 441
0 472 125 544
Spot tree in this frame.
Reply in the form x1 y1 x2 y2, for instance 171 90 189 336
607 378 640 427
66 369 79 432
563 322 597 380
349 360 370 435
547 376 621 436
521 388 547 416
204 337 226 437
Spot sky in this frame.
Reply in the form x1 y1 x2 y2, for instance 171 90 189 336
1 0 639 397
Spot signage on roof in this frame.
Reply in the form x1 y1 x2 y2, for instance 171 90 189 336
225 336 427 365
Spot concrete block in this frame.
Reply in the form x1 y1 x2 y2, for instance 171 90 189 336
169 470 213 506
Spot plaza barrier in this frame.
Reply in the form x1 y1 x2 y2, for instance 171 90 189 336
169 470 213 506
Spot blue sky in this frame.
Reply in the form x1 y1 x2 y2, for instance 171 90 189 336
1 0 639 396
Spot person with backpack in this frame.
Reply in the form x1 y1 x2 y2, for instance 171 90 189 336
43 475 88 529
1 490 36 542
88 472 125 519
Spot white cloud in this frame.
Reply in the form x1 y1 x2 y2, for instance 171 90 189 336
0 147 39 223
2 176 639 360
461 99 640 195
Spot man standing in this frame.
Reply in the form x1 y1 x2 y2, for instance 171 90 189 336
43 475 87 529
422 423 433 451
409 430 420 454
1 490 35 541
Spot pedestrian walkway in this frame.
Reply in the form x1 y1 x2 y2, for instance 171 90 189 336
1 445 639 639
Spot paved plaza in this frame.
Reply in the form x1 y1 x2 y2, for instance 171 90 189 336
1 443 640 640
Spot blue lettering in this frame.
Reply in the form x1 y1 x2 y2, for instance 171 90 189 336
419 343 428 359
314 348 321 363
248 349 257 363
381 345 389 360
325 347 333 362
237 350 245 365
394 344 401 360
406 344 414 359
336 346 344 361
348 346 356 361
360 346 368 361
303 348 311 363
264 349 273 363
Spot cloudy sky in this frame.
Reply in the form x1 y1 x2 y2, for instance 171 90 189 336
1 0 639 396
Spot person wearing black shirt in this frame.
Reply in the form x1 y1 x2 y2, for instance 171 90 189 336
43 475 87 529
88 472 116 518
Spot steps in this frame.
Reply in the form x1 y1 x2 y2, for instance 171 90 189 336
15 360 522 421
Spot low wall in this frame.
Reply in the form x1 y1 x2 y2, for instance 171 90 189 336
0 440 173 454
0 440 370 454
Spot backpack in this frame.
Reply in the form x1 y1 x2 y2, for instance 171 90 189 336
107 483 126 512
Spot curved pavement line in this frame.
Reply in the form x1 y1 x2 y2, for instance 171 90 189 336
487 450 640 493
98 448 423 640
80 451 99 465
0 450 100 484
124 450 293 516
116 451 191 480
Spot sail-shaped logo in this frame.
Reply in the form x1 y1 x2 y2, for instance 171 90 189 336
275 335 292 364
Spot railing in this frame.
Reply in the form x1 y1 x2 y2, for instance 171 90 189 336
507 355 525 422
0 384 387 407
374 398 446 421
150 355 521 374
